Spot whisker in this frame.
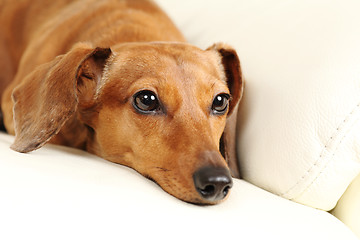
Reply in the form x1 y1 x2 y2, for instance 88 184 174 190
154 167 171 172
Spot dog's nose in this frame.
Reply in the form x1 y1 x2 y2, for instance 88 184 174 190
193 166 233 202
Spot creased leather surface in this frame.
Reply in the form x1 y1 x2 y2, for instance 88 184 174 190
234 0 360 210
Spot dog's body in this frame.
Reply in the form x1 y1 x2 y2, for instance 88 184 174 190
0 0 243 204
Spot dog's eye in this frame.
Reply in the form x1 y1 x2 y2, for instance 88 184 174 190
211 94 230 114
133 90 160 113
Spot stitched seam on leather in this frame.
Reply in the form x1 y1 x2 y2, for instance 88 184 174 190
280 101 360 199
293 111 360 203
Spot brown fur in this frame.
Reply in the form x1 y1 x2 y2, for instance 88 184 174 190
0 0 243 204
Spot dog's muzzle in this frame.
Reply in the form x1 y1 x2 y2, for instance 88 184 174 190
193 166 233 203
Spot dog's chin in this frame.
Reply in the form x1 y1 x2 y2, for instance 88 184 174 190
185 191 231 206
176 192 231 206
144 174 230 205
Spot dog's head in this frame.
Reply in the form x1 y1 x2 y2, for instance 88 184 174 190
11 42 243 204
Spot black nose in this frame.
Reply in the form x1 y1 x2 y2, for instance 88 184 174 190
193 166 233 202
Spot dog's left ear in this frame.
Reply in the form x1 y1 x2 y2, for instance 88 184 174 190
11 43 112 153
207 43 244 178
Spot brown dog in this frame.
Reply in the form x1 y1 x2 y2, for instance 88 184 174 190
0 0 243 204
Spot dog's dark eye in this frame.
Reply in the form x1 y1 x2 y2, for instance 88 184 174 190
133 90 160 113
211 94 230 114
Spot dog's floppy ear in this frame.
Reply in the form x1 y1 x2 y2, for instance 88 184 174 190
207 43 244 178
207 43 243 115
11 43 112 153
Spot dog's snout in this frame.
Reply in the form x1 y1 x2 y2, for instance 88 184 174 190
193 166 233 202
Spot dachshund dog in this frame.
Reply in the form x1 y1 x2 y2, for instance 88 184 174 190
0 0 243 204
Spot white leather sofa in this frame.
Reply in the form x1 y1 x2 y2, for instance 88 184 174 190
1 0 359 239
0 133 357 239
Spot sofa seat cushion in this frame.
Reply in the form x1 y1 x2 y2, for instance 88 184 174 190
0 132 357 239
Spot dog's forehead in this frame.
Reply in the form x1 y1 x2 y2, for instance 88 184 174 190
98 42 228 105
111 42 223 78
108 43 224 84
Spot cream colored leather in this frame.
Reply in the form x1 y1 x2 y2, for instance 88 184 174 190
0 132 357 239
235 0 360 211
